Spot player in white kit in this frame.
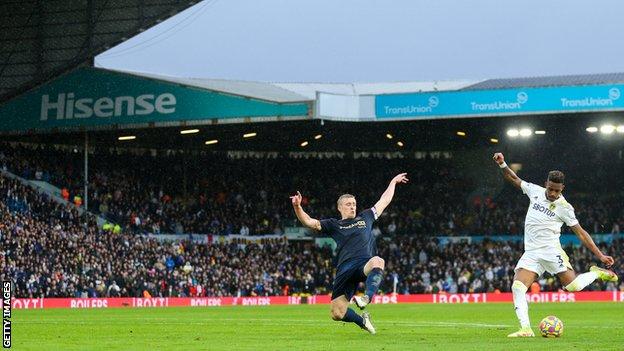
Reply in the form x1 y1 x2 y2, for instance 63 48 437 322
493 153 618 337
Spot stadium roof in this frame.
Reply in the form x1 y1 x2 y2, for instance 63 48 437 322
273 81 478 99
109 69 624 99
463 72 624 91
111 68 479 102
0 0 199 103
3 65 624 135
112 69 311 103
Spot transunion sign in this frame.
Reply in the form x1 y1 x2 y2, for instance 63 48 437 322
376 84 624 119
0 68 309 132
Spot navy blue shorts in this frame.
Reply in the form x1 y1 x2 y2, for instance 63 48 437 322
331 257 370 300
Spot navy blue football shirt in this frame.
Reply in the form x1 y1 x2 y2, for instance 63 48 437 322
320 207 378 268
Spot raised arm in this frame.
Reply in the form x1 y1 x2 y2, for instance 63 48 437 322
493 152 522 189
374 173 409 217
290 191 321 231
569 224 615 267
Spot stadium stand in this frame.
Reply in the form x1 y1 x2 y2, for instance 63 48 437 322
1 143 622 298
1 142 622 237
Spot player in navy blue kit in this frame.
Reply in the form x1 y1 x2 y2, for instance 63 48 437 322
290 173 409 334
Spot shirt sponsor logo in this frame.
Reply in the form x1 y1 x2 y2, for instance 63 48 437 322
339 220 366 230
532 203 556 217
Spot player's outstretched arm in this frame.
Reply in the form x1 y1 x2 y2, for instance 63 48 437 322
493 152 522 189
569 224 615 267
374 173 409 216
290 191 322 231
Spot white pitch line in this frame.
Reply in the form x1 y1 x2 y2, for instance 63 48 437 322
17 320 620 330
16 318 623 329
15 318 512 328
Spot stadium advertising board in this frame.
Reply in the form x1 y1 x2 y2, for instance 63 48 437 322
12 291 623 309
376 84 624 119
0 68 309 133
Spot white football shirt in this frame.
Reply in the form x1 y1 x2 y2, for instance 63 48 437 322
521 181 579 251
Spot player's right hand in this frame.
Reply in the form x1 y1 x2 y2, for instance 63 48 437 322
493 152 505 165
290 191 302 207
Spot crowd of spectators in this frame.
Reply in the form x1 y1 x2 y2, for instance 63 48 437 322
2 172 622 299
1 142 622 238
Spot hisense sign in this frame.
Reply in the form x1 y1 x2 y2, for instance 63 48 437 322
0 68 309 132
40 92 177 121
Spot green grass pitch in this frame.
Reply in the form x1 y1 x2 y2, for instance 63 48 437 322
12 302 624 350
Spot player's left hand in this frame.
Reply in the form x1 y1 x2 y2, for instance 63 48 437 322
599 254 614 267
392 173 409 185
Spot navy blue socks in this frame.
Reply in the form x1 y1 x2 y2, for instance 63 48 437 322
365 268 384 300
342 307 365 328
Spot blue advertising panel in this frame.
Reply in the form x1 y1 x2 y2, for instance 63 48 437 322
376 84 624 119
0 68 310 132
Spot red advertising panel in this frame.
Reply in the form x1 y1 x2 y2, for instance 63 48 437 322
12 291 623 309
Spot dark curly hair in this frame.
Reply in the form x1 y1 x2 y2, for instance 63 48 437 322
548 170 565 184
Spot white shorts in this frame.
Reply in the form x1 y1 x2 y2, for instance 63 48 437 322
514 246 573 277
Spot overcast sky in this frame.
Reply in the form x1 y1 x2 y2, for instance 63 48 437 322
95 0 624 83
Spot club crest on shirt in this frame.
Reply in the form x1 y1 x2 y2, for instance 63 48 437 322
549 203 556 211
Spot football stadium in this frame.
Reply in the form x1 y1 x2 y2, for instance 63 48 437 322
1 1 623 350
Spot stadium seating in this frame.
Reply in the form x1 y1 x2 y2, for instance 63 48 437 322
2 142 622 237
1 166 621 298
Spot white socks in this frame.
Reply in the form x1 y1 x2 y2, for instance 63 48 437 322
511 272 599 329
512 280 530 328
565 271 598 292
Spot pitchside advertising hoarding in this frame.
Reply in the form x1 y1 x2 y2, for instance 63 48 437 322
0 68 310 133
375 84 624 119
10 291 624 309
